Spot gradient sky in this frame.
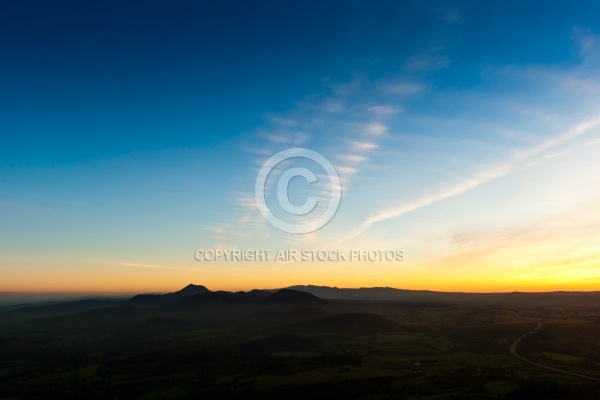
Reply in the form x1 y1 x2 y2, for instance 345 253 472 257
2 1 600 294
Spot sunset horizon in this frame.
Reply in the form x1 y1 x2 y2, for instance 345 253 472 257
3 3 600 298
3 3 600 397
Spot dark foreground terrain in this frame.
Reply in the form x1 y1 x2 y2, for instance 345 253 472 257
2 285 600 399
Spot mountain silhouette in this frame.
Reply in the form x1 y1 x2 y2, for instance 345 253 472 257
181 290 246 305
7 299 123 318
167 284 210 298
128 283 212 307
127 293 169 307
244 289 272 298
263 289 328 305
286 285 600 305
9 283 600 331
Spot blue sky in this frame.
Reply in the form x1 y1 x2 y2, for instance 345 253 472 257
1 1 600 293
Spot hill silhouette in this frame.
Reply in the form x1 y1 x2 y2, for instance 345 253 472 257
127 293 168 307
180 290 248 305
9 283 600 332
128 283 212 307
7 299 123 318
167 284 210 297
286 285 600 306
263 289 328 305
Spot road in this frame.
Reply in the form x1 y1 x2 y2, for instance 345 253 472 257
509 314 600 383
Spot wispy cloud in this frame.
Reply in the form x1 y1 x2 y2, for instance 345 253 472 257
350 140 379 151
426 200 600 278
363 122 388 137
341 114 600 243
403 43 451 71
209 73 411 246
571 26 600 61
367 105 402 116
259 131 310 146
337 154 368 164
384 82 425 96
208 26 600 253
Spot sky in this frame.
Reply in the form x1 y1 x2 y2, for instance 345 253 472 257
1 0 600 294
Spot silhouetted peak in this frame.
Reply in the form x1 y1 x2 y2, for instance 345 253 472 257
265 289 327 304
246 289 272 298
170 284 210 297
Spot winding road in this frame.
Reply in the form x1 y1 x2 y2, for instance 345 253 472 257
509 314 600 383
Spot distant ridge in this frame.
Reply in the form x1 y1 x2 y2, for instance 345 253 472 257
128 285 274 307
6 299 125 317
168 284 210 297
263 289 328 305
286 285 600 306
128 283 212 307
8 284 600 314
